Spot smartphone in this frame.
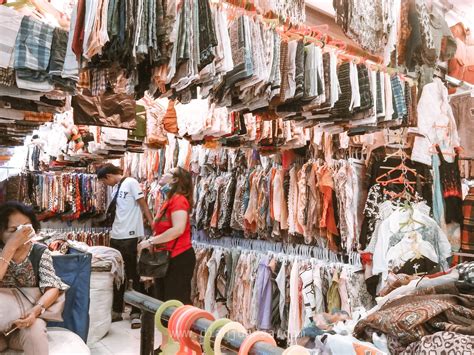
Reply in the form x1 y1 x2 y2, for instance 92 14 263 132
3 326 19 336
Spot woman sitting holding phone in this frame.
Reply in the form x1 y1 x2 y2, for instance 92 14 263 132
0 202 68 355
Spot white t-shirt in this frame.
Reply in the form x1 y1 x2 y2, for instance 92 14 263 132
111 177 145 239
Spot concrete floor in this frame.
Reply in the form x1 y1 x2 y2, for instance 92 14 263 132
89 313 162 355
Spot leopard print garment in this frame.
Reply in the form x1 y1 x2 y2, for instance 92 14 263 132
401 331 474 354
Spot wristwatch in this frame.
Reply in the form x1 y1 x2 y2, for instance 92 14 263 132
35 301 46 315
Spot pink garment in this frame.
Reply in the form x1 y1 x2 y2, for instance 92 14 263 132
454 38 474 66
272 168 283 222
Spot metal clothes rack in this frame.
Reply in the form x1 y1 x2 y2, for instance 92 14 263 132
125 291 285 355
39 228 111 246
41 227 111 233
193 235 362 267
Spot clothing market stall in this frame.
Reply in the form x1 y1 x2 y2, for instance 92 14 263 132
0 0 473 354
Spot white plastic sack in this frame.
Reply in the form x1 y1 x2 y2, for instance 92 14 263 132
3 327 90 355
49 328 91 354
87 271 114 346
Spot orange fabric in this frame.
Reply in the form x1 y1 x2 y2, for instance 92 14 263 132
163 100 179 134
451 22 469 41
243 171 259 233
24 112 54 122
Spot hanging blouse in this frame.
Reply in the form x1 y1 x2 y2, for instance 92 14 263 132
436 146 463 224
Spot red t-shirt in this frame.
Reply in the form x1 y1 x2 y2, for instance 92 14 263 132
153 194 191 258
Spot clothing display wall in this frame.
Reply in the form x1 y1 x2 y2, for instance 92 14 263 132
192 237 372 342
0 0 473 354
4 172 107 221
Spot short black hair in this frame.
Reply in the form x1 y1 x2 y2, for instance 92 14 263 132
0 201 40 246
96 164 123 179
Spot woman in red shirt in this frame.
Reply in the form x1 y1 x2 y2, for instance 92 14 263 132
138 167 195 304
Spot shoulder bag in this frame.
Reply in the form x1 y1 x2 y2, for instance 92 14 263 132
0 288 65 333
101 177 127 227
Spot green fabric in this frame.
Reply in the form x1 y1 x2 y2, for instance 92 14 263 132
129 105 146 139
327 273 342 313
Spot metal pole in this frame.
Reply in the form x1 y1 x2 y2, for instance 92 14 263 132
125 291 285 355
140 311 155 355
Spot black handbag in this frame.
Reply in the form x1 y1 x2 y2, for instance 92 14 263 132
100 177 126 227
138 238 179 279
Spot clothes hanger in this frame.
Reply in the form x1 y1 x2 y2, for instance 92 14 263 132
429 143 459 157
376 161 425 184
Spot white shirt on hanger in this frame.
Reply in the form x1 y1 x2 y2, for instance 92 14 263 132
329 50 340 107
372 206 451 283
349 62 361 110
411 78 461 165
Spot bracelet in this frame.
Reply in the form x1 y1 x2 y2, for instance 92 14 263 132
35 301 46 315
0 256 11 265
147 238 154 246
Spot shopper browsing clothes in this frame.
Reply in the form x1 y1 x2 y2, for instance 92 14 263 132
97 164 154 329
138 167 196 304
0 202 69 355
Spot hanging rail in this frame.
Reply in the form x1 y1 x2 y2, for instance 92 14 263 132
193 234 362 267
219 0 384 65
124 291 285 355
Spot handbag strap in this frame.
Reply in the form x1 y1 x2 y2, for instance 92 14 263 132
106 177 127 213
156 202 181 251
14 287 37 306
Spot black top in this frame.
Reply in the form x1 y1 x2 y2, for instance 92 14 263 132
437 145 463 224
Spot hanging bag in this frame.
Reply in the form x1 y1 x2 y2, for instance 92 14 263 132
138 205 179 279
137 239 178 278
101 177 127 227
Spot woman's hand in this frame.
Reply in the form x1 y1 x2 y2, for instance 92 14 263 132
137 238 153 254
13 308 39 329
4 226 34 253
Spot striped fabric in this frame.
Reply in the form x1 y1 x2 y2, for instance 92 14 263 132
14 16 54 73
391 75 408 119
356 64 373 112
0 6 23 68
462 187 474 252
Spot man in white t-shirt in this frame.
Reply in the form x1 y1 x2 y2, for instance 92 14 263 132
97 164 153 329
